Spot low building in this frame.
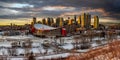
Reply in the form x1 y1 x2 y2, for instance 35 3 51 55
31 24 62 37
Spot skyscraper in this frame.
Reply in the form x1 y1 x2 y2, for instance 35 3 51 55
50 18 54 24
59 17 63 27
47 17 51 26
42 18 46 25
50 18 54 26
81 13 86 28
56 17 60 27
74 15 77 24
68 19 73 25
33 17 36 24
78 15 81 25
86 13 91 28
94 15 99 29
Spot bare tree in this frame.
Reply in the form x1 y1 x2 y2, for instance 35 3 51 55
28 52 35 60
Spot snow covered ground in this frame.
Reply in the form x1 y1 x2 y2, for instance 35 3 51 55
0 42 12 47
0 34 119 60
36 53 70 60
8 53 70 60
61 43 74 50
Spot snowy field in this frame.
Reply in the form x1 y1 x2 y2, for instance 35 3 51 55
0 34 119 60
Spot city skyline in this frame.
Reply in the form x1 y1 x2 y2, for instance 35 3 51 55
0 0 120 25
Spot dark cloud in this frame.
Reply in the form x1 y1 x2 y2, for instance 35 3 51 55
0 0 119 20
0 14 31 19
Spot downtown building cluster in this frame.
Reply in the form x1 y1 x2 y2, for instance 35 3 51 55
30 13 100 37
31 13 99 29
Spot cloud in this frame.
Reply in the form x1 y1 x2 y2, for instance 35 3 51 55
0 0 119 20
0 8 20 15
60 8 107 17
41 6 75 11
0 2 34 8
29 5 75 12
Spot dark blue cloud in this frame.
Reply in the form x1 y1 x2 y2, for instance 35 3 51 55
0 0 119 20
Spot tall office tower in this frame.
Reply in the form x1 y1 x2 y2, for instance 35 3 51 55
46 19 48 25
88 14 91 26
86 13 91 28
50 18 54 26
68 19 73 25
94 15 99 29
64 20 69 25
78 15 81 25
56 17 60 27
42 18 46 25
31 22 34 26
47 17 51 26
33 17 37 24
81 13 86 28
74 15 77 23
59 17 63 27
50 18 54 24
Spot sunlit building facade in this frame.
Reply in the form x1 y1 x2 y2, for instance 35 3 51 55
94 16 99 29
81 13 86 28
78 15 81 25
59 17 64 27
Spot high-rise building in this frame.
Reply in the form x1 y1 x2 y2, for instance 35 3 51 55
50 18 54 26
78 15 81 25
42 18 46 25
74 15 77 23
56 17 60 27
94 15 99 29
88 14 91 26
50 18 54 24
31 22 34 26
33 17 36 24
81 13 86 28
59 17 63 27
86 13 91 28
47 17 51 26
68 19 73 25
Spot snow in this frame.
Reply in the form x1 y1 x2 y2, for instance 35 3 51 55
9 53 70 60
91 43 98 47
61 43 74 50
0 42 11 47
30 48 40 53
47 49 54 53
36 53 70 59
16 48 25 55
40 48 46 53
0 48 9 55
0 34 119 60
10 58 25 60
60 37 74 43
77 49 89 52
34 24 56 30
32 42 40 47
0 32 4 35
5 36 31 40
92 37 100 41
117 36 120 39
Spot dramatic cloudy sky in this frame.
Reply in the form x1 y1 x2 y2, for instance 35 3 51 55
0 0 120 25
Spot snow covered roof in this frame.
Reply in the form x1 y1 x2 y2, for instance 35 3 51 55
34 24 56 30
